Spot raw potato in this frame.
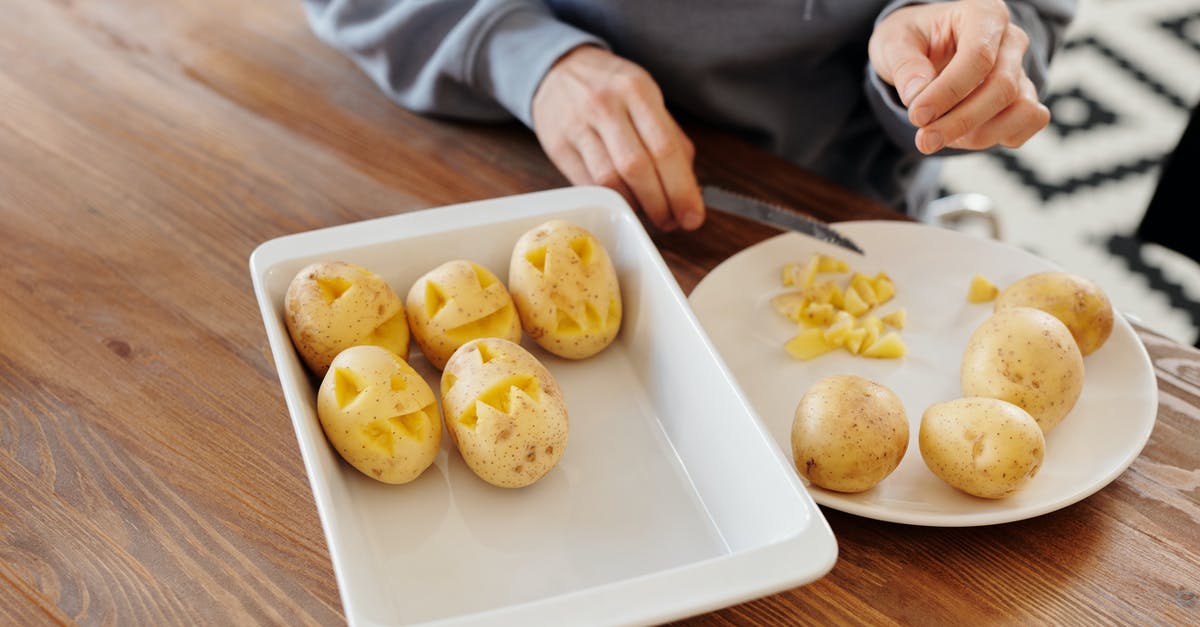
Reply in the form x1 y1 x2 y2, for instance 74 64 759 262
791 374 909 493
961 307 1084 433
508 220 622 359
440 337 569 488
994 271 1114 356
285 260 410 376
405 259 522 370
316 345 441 484
919 397 1045 499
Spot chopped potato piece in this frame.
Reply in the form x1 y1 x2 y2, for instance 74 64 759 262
873 273 896 304
816 254 849 273
781 262 799 286
849 273 878 306
842 287 870 316
771 291 808 321
771 253 905 361
881 308 907 330
968 274 999 303
784 328 839 360
862 332 908 358
798 302 837 327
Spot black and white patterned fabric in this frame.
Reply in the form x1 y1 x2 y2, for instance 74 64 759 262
938 0 1200 346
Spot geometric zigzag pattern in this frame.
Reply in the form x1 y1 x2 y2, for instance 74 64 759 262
938 0 1200 347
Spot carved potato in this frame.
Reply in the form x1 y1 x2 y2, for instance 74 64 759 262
440 338 569 488
405 260 523 370
316 345 441 484
285 261 410 376
508 220 622 359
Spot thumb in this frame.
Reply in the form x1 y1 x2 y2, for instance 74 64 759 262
870 29 938 108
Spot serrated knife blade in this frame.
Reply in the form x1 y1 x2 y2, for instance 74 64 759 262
702 185 864 254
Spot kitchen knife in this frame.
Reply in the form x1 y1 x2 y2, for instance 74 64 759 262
701 185 864 254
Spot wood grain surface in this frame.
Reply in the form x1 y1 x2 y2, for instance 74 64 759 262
2 0 1197 625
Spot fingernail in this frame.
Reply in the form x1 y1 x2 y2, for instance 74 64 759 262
901 77 926 105
681 210 704 231
922 130 944 153
912 106 934 127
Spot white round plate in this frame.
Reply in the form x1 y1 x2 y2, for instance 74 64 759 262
689 221 1157 526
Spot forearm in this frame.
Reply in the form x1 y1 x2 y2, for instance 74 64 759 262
301 0 604 125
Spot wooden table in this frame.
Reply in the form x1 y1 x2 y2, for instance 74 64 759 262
3 1 1197 624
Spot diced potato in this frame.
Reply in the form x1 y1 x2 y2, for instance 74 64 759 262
807 280 841 306
967 274 999 303
822 311 856 344
862 332 908 358
781 262 800 286
849 273 878 306
816 254 849 273
842 287 870 316
772 256 905 361
843 326 869 354
784 328 839 360
798 302 837 327
881 308 907 330
873 273 896 304
771 291 808 322
798 256 820 289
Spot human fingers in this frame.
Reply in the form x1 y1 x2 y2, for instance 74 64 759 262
574 125 663 227
869 12 938 107
907 0 1010 128
947 74 1049 150
915 21 1030 153
625 94 704 230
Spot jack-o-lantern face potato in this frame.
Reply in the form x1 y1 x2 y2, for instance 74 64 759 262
405 260 522 370
316 345 441 484
440 338 569 488
508 220 622 359
285 261 410 376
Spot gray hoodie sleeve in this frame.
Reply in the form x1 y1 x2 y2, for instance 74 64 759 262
865 0 1076 155
302 0 605 127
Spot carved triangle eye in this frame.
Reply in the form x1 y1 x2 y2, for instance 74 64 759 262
477 342 496 364
457 374 541 429
584 301 602 329
606 297 621 327
390 407 431 438
568 236 594 265
334 367 366 409
317 277 353 304
556 307 582 334
524 246 547 273
424 281 447 319
471 262 497 289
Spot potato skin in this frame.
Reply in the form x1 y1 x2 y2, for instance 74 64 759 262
440 338 569 488
960 307 1084 433
791 374 909 493
285 261 410 376
919 397 1045 499
994 271 1114 356
405 260 522 370
316 345 441 484
508 220 622 359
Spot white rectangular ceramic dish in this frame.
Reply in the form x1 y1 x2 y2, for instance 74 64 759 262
249 186 836 626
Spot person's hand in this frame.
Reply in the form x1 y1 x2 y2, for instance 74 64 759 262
531 45 705 231
869 0 1051 155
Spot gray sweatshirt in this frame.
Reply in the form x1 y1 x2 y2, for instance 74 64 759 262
302 0 1074 212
